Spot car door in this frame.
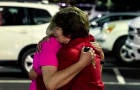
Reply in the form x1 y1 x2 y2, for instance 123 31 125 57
0 5 53 60
0 6 31 60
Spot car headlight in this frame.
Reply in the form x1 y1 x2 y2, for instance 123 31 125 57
103 23 115 33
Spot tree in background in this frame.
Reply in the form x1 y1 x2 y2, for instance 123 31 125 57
95 0 113 11
96 0 140 12
111 0 140 12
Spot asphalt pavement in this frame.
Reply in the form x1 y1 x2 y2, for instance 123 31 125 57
0 53 140 90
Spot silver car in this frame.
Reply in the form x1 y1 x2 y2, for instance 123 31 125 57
122 16 140 63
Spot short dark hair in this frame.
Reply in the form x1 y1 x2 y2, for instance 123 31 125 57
50 7 89 39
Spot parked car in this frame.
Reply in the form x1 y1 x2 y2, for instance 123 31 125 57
121 16 140 63
0 1 59 74
89 13 106 36
89 12 140 63
89 12 140 28
89 12 139 36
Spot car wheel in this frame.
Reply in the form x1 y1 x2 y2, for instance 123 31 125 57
120 45 135 63
20 47 36 74
113 36 133 63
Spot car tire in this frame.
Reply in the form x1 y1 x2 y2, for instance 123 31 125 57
113 36 132 63
19 47 36 74
120 44 135 63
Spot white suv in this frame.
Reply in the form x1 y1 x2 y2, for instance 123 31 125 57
90 13 140 63
121 16 140 63
0 1 59 73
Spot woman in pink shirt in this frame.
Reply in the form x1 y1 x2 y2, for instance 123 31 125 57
29 36 61 90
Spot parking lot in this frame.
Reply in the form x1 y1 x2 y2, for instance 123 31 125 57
0 53 140 90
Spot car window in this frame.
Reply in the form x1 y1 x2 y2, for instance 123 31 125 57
0 7 26 26
110 16 120 21
107 15 137 21
90 14 105 22
96 14 138 26
96 16 110 26
27 8 51 25
102 16 120 22
120 15 137 20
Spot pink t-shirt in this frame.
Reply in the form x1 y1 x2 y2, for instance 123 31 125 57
29 37 61 90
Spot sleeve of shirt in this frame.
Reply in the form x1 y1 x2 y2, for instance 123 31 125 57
39 37 61 67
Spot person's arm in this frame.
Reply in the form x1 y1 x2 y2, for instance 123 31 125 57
28 68 37 80
41 47 95 90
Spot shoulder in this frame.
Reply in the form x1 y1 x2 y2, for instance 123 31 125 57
42 37 61 47
48 37 61 46
41 37 61 52
49 37 58 42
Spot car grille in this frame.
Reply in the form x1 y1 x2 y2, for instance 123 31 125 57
138 49 140 54
137 28 140 36
129 26 134 32
129 26 140 37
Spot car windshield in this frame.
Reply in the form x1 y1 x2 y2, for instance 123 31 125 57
90 13 108 27
89 14 105 22
90 13 138 27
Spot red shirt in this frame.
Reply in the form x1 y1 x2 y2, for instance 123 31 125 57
57 35 104 90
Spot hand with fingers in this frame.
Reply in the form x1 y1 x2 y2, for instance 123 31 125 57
90 42 104 61
78 46 96 67
83 47 96 68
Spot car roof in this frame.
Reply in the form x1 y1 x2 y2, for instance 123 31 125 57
90 12 140 21
0 1 59 16
105 12 140 16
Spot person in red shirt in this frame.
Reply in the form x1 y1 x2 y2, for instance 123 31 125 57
52 6 104 90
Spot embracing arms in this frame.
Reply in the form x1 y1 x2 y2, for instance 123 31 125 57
41 47 95 90
28 37 104 90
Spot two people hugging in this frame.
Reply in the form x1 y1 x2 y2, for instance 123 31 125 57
29 6 104 90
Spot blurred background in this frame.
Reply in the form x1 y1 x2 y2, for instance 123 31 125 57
0 0 140 90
